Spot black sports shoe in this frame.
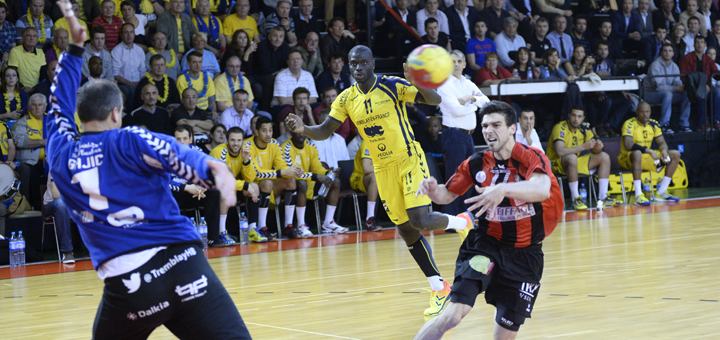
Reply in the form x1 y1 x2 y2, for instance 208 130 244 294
259 227 277 241
365 216 381 232
282 224 298 239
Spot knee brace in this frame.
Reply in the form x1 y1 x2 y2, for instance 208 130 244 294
495 304 526 332
283 190 297 205
259 192 271 208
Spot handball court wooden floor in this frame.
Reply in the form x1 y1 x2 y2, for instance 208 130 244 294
2 196 720 339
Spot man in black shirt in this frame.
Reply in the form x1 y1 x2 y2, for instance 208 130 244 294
171 88 213 134
421 18 451 50
255 25 290 110
481 0 511 39
571 16 592 53
293 0 325 42
527 17 551 65
315 53 353 93
129 83 173 135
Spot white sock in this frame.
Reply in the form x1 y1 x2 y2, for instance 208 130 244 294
445 214 468 231
367 201 376 219
657 176 672 195
428 275 445 291
284 205 295 226
249 222 256 230
296 206 306 226
219 214 227 233
634 180 643 196
324 205 337 224
258 208 268 228
598 178 609 200
569 181 579 199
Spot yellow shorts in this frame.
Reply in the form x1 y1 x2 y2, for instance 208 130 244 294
618 150 662 171
375 152 432 225
350 173 366 193
552 153 591 176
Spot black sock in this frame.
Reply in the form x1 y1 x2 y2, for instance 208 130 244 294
407 235 441 277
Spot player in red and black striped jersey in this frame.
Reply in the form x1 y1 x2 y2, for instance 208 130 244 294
414 101 563 340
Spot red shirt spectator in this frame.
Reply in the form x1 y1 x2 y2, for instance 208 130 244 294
679 47 720 86
92 15 123 50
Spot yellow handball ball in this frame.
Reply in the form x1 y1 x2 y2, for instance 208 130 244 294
406 44 454 89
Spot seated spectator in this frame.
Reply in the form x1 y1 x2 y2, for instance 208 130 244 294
539 48 572 80
619 101 682 205
376 0 417 61
0 118 16 169
44 28 68 63
669 22 688 63
172 125 233 246
192 0 225 57
8 27 46 89
43 175 75 263
680 0 706 37
527 17 551 65
297 32 323 77
120 0 148 49
707 19 720 64
276 87 317 140
563 45 595 77
591 20 623 61
15 0 53 49
272 50 318 107
421 17 452 50
318 0 356 29
654 0 680 33
81 56 104 85
130 83 173 134
157 0 197 55
475 51 516 86
417 116 444 175
171 87 214 134
612 0 642 56
645 43 691 133
262 0 297 47
465 19 496 74
200 123 226 153
687 16 706 57
312 109 351 169
641 24 671 67
294 0 325 42
481 0 511 40
223 0 260 45
514 108 544 153
349 138 381 231
83 26 114 81
416 0 450 38
0 2 15 57
315 53 353 93
546 107 618 210
547 15 574 63
113 23 146 112
320 17 357 65
146 31 181 80
180 33 221 78
255 26 290 109
494 16 526 68
534 0 573 24
570 16 592 53
220 89 254 136
312 87 356 142
636 0 654 40
92 0 123 50
133 54 181 110
31 60 57 98
511 47 538 79
281 129 346 237
0 67 28 121
13 93 47 210
679 35 720 131
220 30 256 75
215 55 254 112
53 1 88 37
446 0 481 51
177 51 217 113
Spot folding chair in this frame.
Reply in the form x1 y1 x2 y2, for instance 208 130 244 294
335 160 365 231
604 140 654 205
39 185 61 263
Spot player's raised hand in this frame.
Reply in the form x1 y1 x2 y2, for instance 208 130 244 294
403 63 415 85
285 113 305 133
57 0 87 46
416 177 438 198
207 159 237 207
465 184 506 218
241 144 251 162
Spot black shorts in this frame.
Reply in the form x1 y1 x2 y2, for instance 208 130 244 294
93 244 251 340
450 230 544 318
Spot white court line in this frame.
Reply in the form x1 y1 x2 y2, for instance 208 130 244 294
581 271 606 274
652 266 675 269
238 308 259 313
307 299 329 304
616 268 640 272
271 304 295 308
543 330 598 338
687 264 711 267
340 295 363 300
244 322 362 340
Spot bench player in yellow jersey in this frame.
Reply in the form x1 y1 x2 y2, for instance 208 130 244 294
285 45 475 316
619 101 681 205
350 138 381 231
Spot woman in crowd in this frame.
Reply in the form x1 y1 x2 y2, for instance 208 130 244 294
669 23 688 63
201 123 227 154
540 48 574 81
0 67 28 122
220 30 256 75
510 47 537 80
475 52 517 86
564 44 595 77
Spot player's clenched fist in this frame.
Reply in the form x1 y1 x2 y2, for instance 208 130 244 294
285 113 305 133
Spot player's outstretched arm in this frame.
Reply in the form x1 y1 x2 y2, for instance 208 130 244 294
416 177 459 204
403 63 442 105
285 113 342 141
465 172 551 217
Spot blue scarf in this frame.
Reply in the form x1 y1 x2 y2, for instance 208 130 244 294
195 14 220 48
226 72 244 94
183 71 209 98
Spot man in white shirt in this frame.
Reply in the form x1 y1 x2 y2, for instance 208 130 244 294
494 16 526 68
514 109 545 153
683 16 702 55
220 89 255 137
416 0 450 37
112 23 146 113
546 15 574 63
436 50 489 215
83 27 114 80
272 49 318 106
312 109 350 169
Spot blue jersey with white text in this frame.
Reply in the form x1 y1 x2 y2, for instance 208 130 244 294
45 45 219 269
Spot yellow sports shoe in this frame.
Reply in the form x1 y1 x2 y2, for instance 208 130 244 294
455 212 475 241
424 280 451 316
572 197 588 210
248 227 268 243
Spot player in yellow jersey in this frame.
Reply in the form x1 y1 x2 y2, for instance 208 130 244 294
619 101 681 205
210 127 265 243
246 116 303 240
281 129 345 237
546 107 618 210
285 45 475 316
350 138 381 231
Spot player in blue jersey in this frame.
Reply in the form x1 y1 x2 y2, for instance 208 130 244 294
45 2 251 338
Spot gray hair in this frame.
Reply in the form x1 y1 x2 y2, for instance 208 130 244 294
77 80 123 123
450 50 466 61
277 0 292 6
503 16 518 27
29 93 47 106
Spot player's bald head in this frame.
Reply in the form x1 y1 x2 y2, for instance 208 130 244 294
636 101 651 111
349 45 373 59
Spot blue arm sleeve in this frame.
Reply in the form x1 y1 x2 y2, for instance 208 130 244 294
45 45 83 166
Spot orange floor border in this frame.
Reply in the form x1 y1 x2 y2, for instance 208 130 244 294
3 196 719 280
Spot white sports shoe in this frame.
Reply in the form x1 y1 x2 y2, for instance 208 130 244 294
297 224 314 238
322 221 349 234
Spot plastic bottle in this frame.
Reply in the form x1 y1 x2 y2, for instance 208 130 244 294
200 217 208 249
527 66 533 80
17 231 25 266
643 177 652 197
9 232 16 267
239 212 249 245
579 183 588 205
512 68 520 78
318 172 335 197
